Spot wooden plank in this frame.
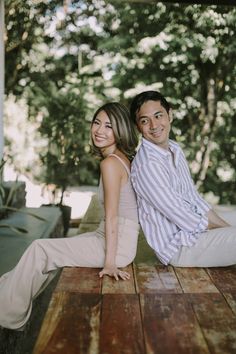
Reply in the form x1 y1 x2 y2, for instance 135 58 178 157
134 264 182 293
102 264 136 294
207 266 236 292
100 294 145 353
140 294 209 354
55 267 102 293
222 292 236 316
175 267 219 293
33 292 101 354
190 293 236 354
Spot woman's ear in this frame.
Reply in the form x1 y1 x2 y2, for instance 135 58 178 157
169 109 173 123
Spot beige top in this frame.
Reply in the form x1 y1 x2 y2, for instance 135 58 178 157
98 154 138 223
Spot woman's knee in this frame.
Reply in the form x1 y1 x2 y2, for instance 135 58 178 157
28 239 49 263
31 238 44 248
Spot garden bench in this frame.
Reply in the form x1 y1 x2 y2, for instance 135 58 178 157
0 205 64 354
0 206 63 276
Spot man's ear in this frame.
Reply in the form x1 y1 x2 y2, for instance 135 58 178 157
136 124 142 134
169 109 173 123
135 120 142 133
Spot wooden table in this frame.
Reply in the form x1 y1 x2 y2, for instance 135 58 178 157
33 263 236 354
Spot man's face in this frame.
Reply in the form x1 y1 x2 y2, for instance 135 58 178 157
136 100 172 150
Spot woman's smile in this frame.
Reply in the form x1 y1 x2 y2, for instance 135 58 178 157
91 110 116 155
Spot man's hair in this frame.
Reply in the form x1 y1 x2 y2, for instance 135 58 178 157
91 102 138 160
130 90 171 123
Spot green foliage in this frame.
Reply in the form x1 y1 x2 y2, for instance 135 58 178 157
4 1 236 204
27 80 99 203
92 2 236 203
5 0 58 95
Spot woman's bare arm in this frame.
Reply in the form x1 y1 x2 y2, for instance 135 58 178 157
98 156 130 280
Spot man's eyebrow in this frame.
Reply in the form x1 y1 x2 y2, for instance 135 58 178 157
138 111 162 120
153 111 162 116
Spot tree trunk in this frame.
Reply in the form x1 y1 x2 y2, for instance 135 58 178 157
195 77 217 188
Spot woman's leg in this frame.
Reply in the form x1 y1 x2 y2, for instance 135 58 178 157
0 228 105 329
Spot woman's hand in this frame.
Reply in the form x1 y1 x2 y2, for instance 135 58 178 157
99 265 130 281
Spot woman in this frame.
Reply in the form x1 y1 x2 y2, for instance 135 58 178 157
0 102 140 330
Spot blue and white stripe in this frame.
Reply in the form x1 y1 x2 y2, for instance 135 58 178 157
131 138 210 265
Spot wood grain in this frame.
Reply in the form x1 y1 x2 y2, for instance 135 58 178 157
55 267 102 293
134 264 182 293
207 266 236 292
33 292 102 354
33 264 236 354
102 264 136 294
100 294 144 354
140 293 209 354
189 293 236 354
175 267 219 293
224 292 236 316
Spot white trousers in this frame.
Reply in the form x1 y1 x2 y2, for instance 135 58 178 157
0 218 139 330
170 211 236 267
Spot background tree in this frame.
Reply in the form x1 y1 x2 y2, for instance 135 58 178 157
4 1 236 204
87 1 236 203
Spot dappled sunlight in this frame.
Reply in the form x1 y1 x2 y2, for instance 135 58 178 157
2 1 236 207
138 32 172 54
124 82 163 99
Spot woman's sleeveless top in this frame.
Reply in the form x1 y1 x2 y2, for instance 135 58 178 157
98 154 138 223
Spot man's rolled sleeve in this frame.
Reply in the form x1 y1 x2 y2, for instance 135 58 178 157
196 213 208 233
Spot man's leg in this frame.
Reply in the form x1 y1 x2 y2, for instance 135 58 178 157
170 226 236 267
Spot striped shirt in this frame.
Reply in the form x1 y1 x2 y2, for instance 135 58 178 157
131 138 211 265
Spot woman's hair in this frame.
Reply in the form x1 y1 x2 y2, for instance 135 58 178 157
91 102 138 160
130 90 171 124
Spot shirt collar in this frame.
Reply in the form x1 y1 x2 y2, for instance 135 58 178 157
142 138 181 167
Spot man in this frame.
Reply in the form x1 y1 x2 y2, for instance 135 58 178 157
130 90 236 267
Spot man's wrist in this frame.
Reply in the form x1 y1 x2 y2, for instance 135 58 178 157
198 214 208 232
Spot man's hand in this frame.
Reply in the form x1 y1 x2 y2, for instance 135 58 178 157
207 209 231 229
99 265 130 281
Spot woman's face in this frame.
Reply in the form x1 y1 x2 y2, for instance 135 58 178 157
91 110 116 153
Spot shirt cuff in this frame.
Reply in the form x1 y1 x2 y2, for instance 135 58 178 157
197 214 208 233
197 198 211 214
